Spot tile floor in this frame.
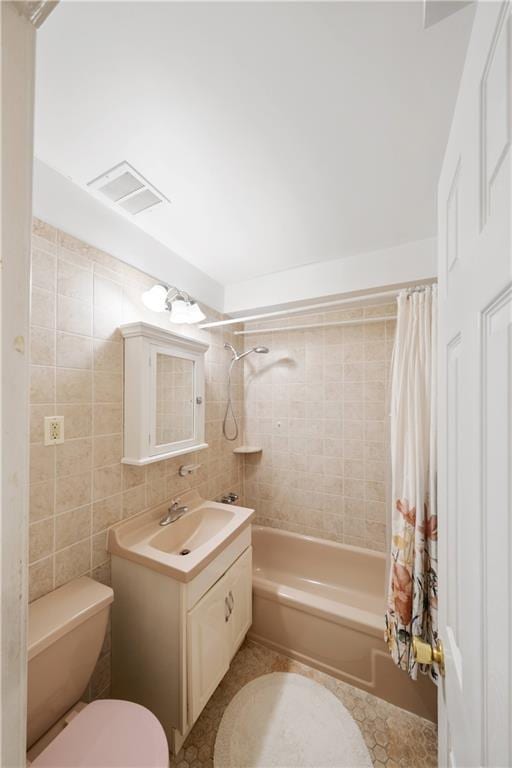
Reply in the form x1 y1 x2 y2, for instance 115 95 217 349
170 640 437 768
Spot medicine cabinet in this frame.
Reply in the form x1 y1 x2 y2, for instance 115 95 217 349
120 322 209 465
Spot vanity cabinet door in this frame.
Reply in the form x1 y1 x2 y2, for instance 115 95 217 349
187 571 230 724
227 547 253 659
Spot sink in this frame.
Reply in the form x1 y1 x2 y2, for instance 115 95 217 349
150 507 235 555
108 491 254 582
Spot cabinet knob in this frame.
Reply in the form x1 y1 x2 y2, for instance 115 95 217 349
225 597 230 622
228 591 234 611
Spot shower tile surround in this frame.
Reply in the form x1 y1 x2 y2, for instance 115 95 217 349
242 307 395 551
28 219 244 696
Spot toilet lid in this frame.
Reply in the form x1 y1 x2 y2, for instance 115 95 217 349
32 700 169 767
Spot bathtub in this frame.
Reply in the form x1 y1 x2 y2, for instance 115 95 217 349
250 525 436 722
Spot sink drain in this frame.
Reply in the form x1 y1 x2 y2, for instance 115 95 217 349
179 548 191 556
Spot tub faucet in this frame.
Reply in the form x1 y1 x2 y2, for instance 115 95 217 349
159 499 189 526
220 492 239 505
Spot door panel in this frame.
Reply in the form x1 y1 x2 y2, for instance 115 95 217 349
445 333 463 687
187 571 230 724
481 288 512 766
228 547 253 658
438 2 512 766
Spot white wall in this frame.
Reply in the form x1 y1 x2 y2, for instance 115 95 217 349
32 159 225 312
223 237 437 314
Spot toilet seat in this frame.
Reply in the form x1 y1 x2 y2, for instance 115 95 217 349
31 699 169 767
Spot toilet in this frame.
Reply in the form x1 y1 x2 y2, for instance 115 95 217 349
27 576 169 767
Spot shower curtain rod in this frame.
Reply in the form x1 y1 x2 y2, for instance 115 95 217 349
233 314 396 336
199 288 401 330
199 284 436 331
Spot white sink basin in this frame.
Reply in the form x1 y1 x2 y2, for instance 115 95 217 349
108 491 254 582
150 506 235 555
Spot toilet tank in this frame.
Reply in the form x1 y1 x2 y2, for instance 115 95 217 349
27 577 114 748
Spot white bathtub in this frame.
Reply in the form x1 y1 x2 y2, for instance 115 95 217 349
250 525 436 722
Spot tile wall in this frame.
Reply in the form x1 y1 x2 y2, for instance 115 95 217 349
241 305 396 552
29 219 243 696
28 217 396 700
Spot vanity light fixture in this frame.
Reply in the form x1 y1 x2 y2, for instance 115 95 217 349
141 284 168 312
141 284 206 324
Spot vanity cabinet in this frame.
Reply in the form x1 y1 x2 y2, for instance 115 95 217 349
187 548 252 723
111 525 252 755
120 322 209 465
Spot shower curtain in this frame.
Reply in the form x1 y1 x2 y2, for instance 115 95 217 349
385 286 438 681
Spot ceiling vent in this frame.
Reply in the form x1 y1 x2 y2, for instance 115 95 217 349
87 162 169 216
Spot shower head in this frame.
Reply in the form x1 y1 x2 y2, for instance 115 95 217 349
222 342 270 441
224 342 270 362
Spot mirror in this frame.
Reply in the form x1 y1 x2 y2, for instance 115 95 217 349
155 353 195 445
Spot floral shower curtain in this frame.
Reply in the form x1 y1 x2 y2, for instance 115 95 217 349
385 286 438 681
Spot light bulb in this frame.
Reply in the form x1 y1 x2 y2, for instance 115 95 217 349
141 284 168 312
187 301 206 323
168 297 192 324
168 297 207 324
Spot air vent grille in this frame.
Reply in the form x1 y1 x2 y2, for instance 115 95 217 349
87 162 169 216
119 188 162 215
99 171 144 202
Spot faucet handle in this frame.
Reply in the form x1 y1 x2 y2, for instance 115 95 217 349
219 492 239 504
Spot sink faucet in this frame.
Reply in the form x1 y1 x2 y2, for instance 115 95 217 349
159 499 189 526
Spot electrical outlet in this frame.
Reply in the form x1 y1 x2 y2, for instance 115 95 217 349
44 416 64 445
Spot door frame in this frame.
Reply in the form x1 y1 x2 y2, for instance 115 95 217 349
0 3 56 765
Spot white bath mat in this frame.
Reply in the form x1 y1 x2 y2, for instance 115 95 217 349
214 672 372 768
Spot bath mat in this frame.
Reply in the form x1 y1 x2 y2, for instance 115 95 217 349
214 672 372 768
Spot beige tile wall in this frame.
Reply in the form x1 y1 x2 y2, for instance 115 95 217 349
28 218 395 704
241 305 396 552
29 219 243 697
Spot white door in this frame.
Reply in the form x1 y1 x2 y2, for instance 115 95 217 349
437 2 512 766
227 547 253 659
187 571 230 724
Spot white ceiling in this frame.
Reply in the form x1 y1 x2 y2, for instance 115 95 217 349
35 1 473 287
